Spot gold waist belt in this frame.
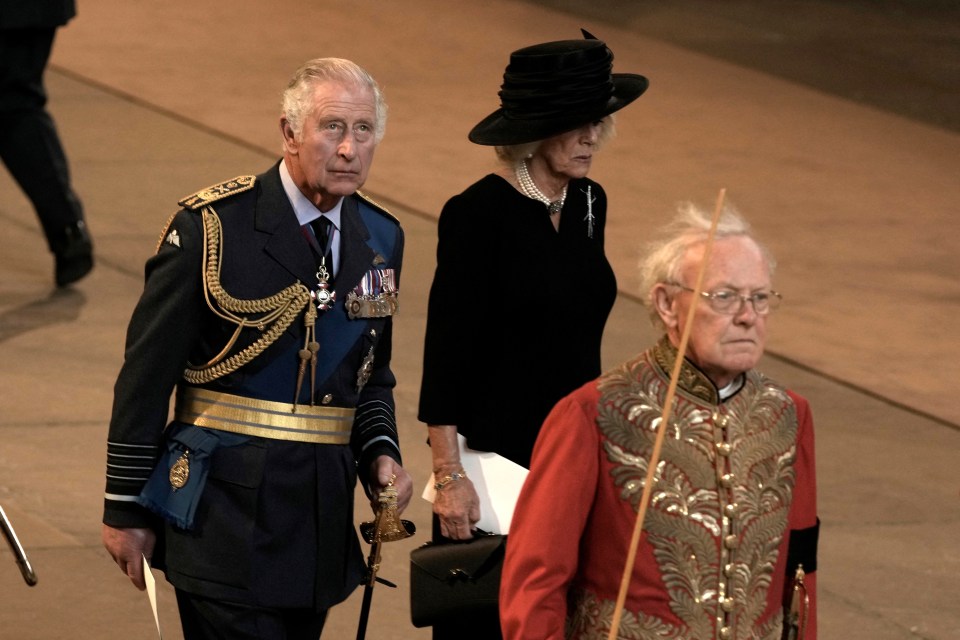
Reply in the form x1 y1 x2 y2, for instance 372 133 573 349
175 388 354 444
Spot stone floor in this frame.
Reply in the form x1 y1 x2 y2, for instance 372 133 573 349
0 1 957 638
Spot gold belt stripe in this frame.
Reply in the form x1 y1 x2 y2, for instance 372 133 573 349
175 388 354 444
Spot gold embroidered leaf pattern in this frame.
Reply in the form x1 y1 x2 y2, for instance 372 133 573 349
589 340 799 639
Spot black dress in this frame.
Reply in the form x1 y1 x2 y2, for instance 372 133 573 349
418 174 617 638
419 173 617 468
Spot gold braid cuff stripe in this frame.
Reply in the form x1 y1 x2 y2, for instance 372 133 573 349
176 388 354 444
183 207 311 384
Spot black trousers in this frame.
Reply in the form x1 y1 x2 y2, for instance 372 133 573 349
176 590 328 640
0 26 84 251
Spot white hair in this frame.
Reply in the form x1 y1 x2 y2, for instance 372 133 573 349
639 201 776 329
281 57 387 144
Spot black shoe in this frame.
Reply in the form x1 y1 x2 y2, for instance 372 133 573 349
53 221 94 287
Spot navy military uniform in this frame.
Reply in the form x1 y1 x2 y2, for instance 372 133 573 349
102 162 404 612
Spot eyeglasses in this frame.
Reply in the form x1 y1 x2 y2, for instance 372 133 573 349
667 283 782 316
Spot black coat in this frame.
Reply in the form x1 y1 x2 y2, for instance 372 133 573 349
0 0 76 29
418 174 617 468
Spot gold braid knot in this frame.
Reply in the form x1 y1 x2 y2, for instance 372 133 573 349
183 207 311 384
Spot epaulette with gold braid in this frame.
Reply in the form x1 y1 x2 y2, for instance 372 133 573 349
178 175 256 211
356 190 399 224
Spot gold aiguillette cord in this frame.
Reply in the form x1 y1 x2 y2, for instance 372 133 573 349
606 188 726 639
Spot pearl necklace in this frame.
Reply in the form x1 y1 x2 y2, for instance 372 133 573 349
515 159 567 215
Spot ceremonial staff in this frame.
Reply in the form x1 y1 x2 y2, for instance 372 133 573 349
356 476 415 640
606 189 726 639
0 504 38 586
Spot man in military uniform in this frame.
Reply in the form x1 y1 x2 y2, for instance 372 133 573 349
101 58 411 639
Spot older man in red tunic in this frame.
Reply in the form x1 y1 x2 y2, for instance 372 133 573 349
501 203 818 640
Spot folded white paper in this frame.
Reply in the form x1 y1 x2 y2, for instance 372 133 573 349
143 554 163 639
422 434 529 534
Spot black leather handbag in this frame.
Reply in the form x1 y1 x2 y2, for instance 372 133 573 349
409 533 506 627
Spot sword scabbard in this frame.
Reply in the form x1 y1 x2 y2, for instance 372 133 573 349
0 505 38 586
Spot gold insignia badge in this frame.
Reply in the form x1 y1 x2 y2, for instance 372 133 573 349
169 450 190 490
357 346 375 392
178 175 256 210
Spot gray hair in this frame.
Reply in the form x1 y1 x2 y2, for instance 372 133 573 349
639 201 776 329
281 57 387 144
493 114 617 165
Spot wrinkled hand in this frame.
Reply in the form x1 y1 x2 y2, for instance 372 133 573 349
369 455 413 514
434 476 481 540
102 524 156 591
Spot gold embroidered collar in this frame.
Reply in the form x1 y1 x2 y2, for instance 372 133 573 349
650 335 721 405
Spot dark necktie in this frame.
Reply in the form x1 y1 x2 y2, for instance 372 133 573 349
309 216 335 282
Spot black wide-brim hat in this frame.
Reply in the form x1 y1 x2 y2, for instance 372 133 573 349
468 33 648 146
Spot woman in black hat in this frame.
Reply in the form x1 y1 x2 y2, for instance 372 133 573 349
417 33 647 639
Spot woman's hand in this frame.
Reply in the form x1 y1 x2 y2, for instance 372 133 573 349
434 474 481 540
427 424 481 539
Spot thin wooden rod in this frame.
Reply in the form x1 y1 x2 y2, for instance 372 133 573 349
606 188 726 639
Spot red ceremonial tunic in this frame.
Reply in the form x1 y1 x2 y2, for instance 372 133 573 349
501 338 818 640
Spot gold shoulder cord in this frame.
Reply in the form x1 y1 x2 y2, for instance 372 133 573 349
183 207 313 385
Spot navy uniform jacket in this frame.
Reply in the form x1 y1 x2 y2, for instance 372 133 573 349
102 162 404 610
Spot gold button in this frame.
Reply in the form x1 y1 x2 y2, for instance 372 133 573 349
721 597 735 612
724 503 739 517
723 563 735 578
724 535 739 549
321 394 333 405
718 473 735 488
716 415 730 429
716 442 732 456
719 626 732 640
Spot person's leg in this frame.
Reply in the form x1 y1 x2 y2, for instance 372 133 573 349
0 27 92 285
176 590 328 640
